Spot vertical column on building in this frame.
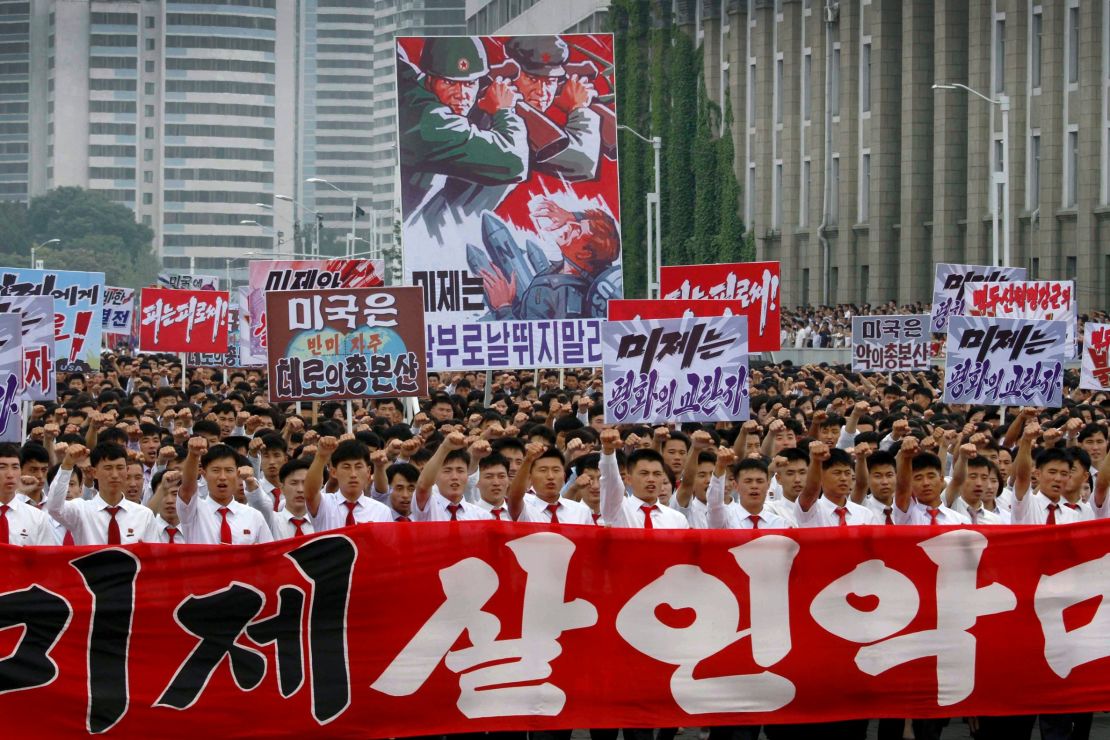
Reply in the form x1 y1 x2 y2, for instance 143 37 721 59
1000 0 1028 272
897 0 934 302
832 0 858 305
1075 0 1102 296
779 0 801 297
861 0 901 302
964 1 992 265
931 0 969 267
1036 0 1065 281
752 0 776 277
49 0 89 187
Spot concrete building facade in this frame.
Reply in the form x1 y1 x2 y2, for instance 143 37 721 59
466 0 1110 309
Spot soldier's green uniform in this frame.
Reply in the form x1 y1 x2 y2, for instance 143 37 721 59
398 38 529 228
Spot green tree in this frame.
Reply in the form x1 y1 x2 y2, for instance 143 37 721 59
664 29 697 266
689 58 720 264
715 92 751 262
0 201 30 265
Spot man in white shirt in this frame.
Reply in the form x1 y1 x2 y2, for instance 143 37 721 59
1061 448 1095 520
246 458 314 540
507 443 592 524
1011 423 1081 525
0 443 54 546
764 448 806 525
670 430 716 529
48 442 158 545
385 462 418 522
256 433 290 513
893 436 970 526
177 437 272 545
852 448 898 525
944 446 1005 525
145 469 186 543
569 454 605 525
305 437 393 530
473 453 511 520
599 428 689 529
794 442 879 527
706 447 791 530
412 431 492 521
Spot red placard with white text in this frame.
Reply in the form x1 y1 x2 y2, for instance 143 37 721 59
139 287 230 354
659 261 781 351
607 299 748 321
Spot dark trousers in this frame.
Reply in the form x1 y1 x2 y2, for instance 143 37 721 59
589 731 619 740
975 715 1036 740
910 718 948 740
875 718 906 740
529 732 572 740
1039 712 1094 740
764 720 868 740
707 725 761 740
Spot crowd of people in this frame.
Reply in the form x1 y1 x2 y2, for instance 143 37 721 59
0 344 1108 740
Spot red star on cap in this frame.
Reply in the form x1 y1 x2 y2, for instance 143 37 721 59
458 58 470 72
541 52 551 63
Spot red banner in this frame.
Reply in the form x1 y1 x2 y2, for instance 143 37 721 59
607 299 748 322
139 288 230 354
659 262 781 351
5 522 1110 738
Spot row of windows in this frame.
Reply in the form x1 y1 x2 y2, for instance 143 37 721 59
316 107 372 117
166 102 274 118
165 124 272 140
167 0 275 10
164 167 272 183
316 75 370 85
90 100 136 114
317 90 370 100
165 13 275 31
314 166 374 177
165 145 272 161
165 58 273 74
166 35 275 52
89 144 134 157
90 34 136 47
90 122 135 135
90 12 136 26
90 78 136 91
315 30 371 40
0 61 27 75
89 166 135 180
0 82 26 95
0 41 29 55
315 14 369 24
315 120 369 130
165 80 273 97
90 56 136 70
0 101 27 114
0 142 25 154
0 161 26 175
0 122 26 135
164 212 272 227
163 234 274 249
315 135 372 145
94 188 135 202
164 190 272 204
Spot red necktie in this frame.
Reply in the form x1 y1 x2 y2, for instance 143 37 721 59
749 514 761 529
592 512 602 525
343 501 358 527
447 503 461 521
0 504 8 544
969 509 978 525
883 507 893 526
63 530 74 546
290 518 306 538
272 488 282 512
395 515 410 522
106 506 121 545
490 508 504 520
217 507 232 544
1065 502 1080 510
835 507 848 527
165 527 178 544
546 503 560 524
641 504 656 529
927 508 940 526
1046 503 1058 525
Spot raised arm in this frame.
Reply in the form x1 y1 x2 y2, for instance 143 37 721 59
652 426 670 454
706 446 736 529
304 435 337 517
1002 407 1037 450
240 465 273 529
1012 421 1041 502
178 436 208 505
807 410 828 441
799 441 829 513
732 420 759 458
508 441 545 521
676 430 712 508
1093 444 1110 510
944 443 977 508
415 431 466 512
371 448 390 499
47 443 87 529
761 419 782 459
851 446 871 504
894 436 920 513
145 470 181 515
600 428 626 526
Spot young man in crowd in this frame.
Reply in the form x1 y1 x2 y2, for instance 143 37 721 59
305 437 392 529
670 430 717 529
508 443 592 524
386 462 419 522
796 442 879 527
851 447 897 524
245 458 314 539
473 453 511 520
600 428 689 529
177 437 272 545
893 436 970 525
146 469 185 543
706 447 791 529
412 432 491 521
1012 423 1083 525
255 433 290 512
49 442 158 545
0 443 54 546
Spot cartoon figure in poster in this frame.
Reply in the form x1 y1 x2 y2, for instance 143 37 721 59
397 33 621 325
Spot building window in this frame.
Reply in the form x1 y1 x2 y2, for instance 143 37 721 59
860 265 869 304
860 42 871 114
144 126 153 139
1065 129 1078 207
773 162 783 228
145 60 154 73
746 164 755 226
800 158 810 226
144 82 154 95
993 19 1005 94
802 51 812 122
142 192 152 205
1066 255 1077 278
1031 10 1043 89
1068 5 1079 85
775 57 783 124
859 151 870 222
830 155 840 225
145 38 155 51
142 214 152 226
144 148 153 162
831 45 841 117
145 104 154 117
1028 133 1040 209
144 170 153 184
145 16 154 29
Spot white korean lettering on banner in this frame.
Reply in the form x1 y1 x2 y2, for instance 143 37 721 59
851 314 931 373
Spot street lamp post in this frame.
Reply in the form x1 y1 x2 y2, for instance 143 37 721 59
240 220 285 251
933 83 1010 268
617 125 662 298
256 203 302 258
31 238 60 269
307 178 358 258
275 194 321 257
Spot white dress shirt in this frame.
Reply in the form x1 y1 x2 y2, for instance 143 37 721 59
47 468 158 545
1012 491 1083 525
245 485 314 539
310 491 393 530
600 452 690 529
17 493 67 543
473 497 511 521
179 494 273 545
258 477 285 513
950 498 1006 525
520 492 595 524
761 496 798 526
706 474 792 529
891 499 971 526
863 495 897 525
0 497 57 546
669 496 709 529
412 490 492 522
1061 499 1094 522
153 516 186 544
793 495 880 527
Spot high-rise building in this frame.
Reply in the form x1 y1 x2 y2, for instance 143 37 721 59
467 0 1110 309
0 1 30 205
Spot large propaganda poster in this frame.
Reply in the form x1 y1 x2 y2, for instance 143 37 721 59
659 261 781 351
157 272 220 291
139 288 230 354
963 280 1078 358
0 268 104 372
0 296 56 401
0 312 20 441
1081 322 1110 391
246 259 385 360
928 263 1027 333
101 286 135 335
396 34 620 370
265 288 427 402
850 315 931 373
